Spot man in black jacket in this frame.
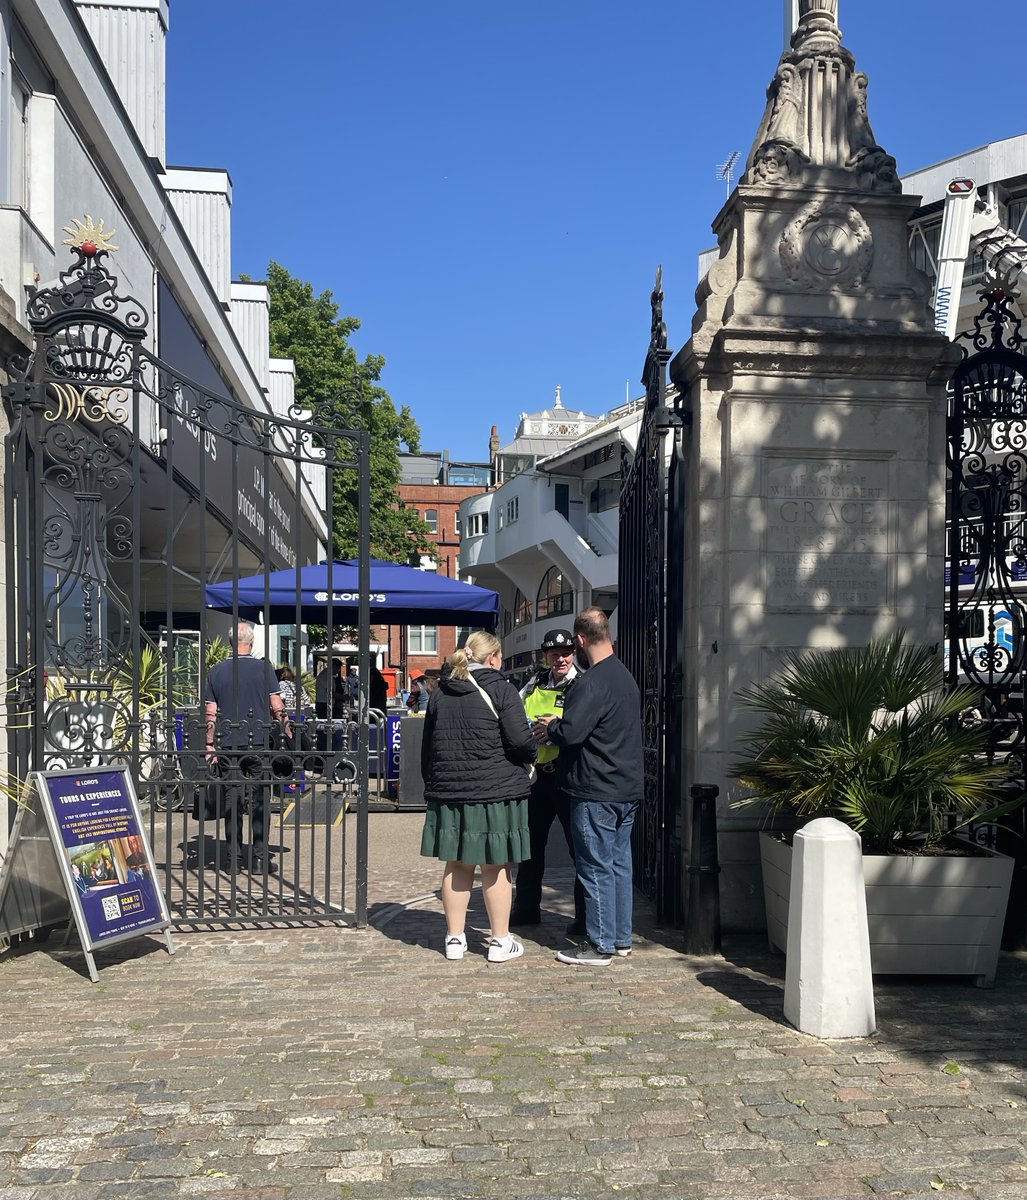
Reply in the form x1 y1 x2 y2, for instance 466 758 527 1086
535 607 643 966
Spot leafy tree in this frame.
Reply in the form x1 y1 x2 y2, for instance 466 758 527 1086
265 261 431 561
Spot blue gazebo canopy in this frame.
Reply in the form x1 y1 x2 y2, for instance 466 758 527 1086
205 559 499 629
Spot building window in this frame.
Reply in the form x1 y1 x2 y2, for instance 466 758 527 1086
506 497 519 524
536 567 573 620
456 626 473 649
513 589 532 627
408 626 438 654
454 511 462 538
588 475 620 514
468 512 489 536
1009 195 1027 240
449 465 490 486
908 218 940 277
424 508 438 533
9 73 29 210
582 444 614 470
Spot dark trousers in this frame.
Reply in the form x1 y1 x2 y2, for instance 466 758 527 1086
216 752 269 857
514 768 585 922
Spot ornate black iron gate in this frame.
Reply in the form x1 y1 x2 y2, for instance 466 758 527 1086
3 238 371 926
945 289 1027 947
618 270 690 924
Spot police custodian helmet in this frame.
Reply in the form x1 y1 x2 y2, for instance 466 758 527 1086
540 628 574 652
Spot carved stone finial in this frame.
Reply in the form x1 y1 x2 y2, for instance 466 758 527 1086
798 0 838 19
742 0 898 195
796 0 840 48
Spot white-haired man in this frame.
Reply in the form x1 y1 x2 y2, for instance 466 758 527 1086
205 620 286 874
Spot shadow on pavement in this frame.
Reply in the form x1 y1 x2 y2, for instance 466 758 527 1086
6 923 172 982
694 967 789 1021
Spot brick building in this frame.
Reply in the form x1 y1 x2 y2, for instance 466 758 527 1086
389 449 493 692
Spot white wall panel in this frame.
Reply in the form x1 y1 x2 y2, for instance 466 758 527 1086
73 0 167 164
163 168 231 306
230 281 269 391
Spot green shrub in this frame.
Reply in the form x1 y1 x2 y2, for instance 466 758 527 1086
730 632 1016 854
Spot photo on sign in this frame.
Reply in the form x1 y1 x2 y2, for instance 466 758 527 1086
67 841 121 894
66 834 152 895
112 834 151 884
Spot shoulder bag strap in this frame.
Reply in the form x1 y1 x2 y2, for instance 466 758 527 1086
466 672 500 720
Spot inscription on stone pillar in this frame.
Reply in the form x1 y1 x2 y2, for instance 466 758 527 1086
764 456 891 611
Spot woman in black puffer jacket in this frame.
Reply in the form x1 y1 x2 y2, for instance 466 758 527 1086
420 631 536 964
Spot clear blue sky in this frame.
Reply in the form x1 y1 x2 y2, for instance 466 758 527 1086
167 1 1026 463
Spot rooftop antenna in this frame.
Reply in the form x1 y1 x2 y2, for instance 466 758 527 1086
716 150 740 200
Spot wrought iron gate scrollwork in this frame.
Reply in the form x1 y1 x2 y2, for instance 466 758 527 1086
4 239 372 927
945 288 1027 946
618 269 689 923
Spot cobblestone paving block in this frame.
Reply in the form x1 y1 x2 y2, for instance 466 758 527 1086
2 815 1027 1198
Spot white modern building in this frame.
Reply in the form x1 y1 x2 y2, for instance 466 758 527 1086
459 390 642 682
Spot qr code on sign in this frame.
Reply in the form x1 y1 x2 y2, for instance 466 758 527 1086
101 895 121 921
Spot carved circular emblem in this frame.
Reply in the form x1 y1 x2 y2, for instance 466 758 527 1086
780 202 873 290
804 222 849 275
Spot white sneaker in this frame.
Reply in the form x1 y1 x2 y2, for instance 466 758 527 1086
614 947 632 957
444 933 467 960
487 935 524 963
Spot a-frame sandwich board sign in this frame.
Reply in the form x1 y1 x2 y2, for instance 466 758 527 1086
0 766 173 982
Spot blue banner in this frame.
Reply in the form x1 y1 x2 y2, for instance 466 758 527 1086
386 713 402 782
43 768 168 947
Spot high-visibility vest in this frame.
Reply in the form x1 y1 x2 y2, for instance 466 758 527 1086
522 672 575 765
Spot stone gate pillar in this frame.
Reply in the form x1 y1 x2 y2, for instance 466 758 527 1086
669 0 959 930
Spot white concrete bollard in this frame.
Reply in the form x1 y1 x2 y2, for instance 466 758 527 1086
783 818 876 1038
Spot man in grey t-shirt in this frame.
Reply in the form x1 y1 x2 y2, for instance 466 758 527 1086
205 620 286 874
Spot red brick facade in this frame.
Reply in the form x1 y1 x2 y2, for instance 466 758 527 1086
388 483 488 691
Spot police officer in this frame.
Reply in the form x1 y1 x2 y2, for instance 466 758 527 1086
509 628 586 932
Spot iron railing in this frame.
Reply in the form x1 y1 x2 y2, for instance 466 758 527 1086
4 243 372 927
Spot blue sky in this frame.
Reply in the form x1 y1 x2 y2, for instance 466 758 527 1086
167 1 1026 463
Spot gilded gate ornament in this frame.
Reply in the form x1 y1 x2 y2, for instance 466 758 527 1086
61 215 119 256
44 383 130 424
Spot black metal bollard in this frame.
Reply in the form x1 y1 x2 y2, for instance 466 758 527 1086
684 784 721 955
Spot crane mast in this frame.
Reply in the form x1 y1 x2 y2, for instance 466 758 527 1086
933 177 1027 339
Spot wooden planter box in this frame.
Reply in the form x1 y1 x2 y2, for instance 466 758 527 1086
760 830 1014 988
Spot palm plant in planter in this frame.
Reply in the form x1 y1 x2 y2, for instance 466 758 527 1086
730 632 1020 985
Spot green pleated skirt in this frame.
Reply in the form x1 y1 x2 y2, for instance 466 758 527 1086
420 798 531 865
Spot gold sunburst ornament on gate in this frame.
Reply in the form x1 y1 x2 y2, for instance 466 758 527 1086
62 215 119 257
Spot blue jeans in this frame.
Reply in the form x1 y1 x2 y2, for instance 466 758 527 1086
570 799 639 954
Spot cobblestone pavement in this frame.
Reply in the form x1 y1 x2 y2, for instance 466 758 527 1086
2 812 1027 1200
